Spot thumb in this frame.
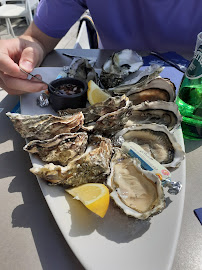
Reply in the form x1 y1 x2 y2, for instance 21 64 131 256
19 47 39 73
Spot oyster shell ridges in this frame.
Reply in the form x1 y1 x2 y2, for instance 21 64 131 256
30 135 113 187
58 95 130 124
6 112 84 140
125 101 182 131
24 132 88 165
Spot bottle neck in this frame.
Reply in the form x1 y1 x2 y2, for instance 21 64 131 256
185 45 202 79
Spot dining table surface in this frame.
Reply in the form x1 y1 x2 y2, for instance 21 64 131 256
0 49 202 270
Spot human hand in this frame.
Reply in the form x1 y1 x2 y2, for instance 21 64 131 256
0 37 47 95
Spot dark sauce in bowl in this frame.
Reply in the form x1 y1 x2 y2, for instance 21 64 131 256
57 84 84 95
48 77 88 111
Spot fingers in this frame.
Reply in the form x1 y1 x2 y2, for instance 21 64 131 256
0 79 27 95
0 52 27 79
0 71 47 95
0 39 42 78
0 38 46 95
19 47 40 73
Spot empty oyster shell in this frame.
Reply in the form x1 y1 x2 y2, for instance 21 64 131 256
30 135 113 186
6 112 84 140
58 95 131 124
100 49 143 88
66 57 98 83
107 148 165 219
126 77 176 105
125 101 182 131
23 132 88 165
115 124 185 168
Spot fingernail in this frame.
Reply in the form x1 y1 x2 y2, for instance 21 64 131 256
34 74 42 80
20 61 33 72
42 85 48 90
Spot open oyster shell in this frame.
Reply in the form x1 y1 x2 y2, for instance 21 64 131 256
126 77 176 105
115 124 185 168
66 57 98 83
6 112 84 140
125 101 182 131
107 148 165 220
58 95 131 124
109 64 164 95
23 132 88 166
100 49 143 88
30 135 113 187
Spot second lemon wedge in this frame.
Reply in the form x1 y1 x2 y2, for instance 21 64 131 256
87 80 111 105
66 183 110 218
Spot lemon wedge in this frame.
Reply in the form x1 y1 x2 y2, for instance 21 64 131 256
87 80 111 105
66 183 110 218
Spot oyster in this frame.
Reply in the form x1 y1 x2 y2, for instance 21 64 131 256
115 124 185 168
58 95 131 124
100 49 143 88
93 103 131 136
107 148 165 219
110 64 164 95
125 101 182 131
66 57 98 83
23 132 88 166
30 135 113 186
6 112 84 140
126 77 176 105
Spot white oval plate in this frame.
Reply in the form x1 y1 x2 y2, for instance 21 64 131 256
20 67 186 270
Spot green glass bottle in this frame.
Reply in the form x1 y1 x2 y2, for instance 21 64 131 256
176 34 202 140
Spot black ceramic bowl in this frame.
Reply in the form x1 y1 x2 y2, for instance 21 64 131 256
48 77 88 111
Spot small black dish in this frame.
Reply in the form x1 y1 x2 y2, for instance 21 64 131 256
48 77 88 111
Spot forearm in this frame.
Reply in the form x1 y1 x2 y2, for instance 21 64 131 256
20 22 61 60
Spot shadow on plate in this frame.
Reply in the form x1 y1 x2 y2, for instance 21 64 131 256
65 194 151 243
184 139 202 153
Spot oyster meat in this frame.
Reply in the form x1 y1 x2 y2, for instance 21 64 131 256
58 95 131 124
107 148 165 219
125 101 182 131
6 112 84 140
126 77 176 105
110 64 164 95
24 132 88 166
30 135 113 186
100 49 143 88
115 124 185 168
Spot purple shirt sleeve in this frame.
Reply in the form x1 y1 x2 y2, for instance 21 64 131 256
34 0 87 38
34 0 202 52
